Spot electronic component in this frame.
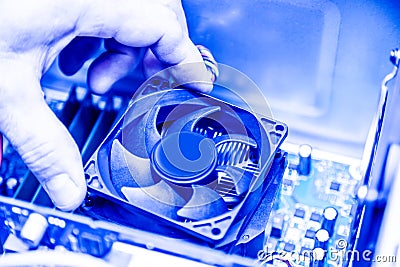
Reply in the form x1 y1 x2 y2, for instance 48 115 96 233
270 215 284 238
0 85 362 266
0 2 396 266
6 177 18 197
0 84 288 263
0 83 372 266
20 213 48 247
265 146 361 267
322 207 338 235
283 242 295 252
0 42 393 267
282 179 293 187
83 83 287 244
330 181 341 191
0 196 256 267
313 247 326 267
305 229 316 239
297 144 312 176
314 229 330 249
310 212 322 223
294 208 306 219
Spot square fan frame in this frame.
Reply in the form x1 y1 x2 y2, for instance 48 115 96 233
82 88 288 242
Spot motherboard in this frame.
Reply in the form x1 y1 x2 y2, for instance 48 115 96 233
261 145 361 267
0 85 363 266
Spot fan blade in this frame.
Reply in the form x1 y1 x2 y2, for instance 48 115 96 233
110 139 155 191
216 166 253 195
165 106 220 134
121 181 186 219
122 105 161 158
123 90 215 156
177 186 228 221
154 89 210 108
144 105 162 155
122 92 162 126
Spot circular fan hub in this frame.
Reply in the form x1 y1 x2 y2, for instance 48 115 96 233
151 132 217 185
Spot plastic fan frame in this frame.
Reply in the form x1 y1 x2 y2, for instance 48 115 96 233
84 87 287 242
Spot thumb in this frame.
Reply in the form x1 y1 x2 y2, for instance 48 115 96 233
0 60 86 211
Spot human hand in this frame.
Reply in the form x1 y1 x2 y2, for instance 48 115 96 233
0 0 212 210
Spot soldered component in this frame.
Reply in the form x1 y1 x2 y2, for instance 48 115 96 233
283 242 295 252
283 179 293 187
305 229 316 239
298 144 312 175
312 247 326 267
20 213 48 247
330 181 341 191
270 214 284 238
310 212 322 223
314 229 330 249
322 207 338 235
266 147 361 267
294 208 306 219
6 177 19 197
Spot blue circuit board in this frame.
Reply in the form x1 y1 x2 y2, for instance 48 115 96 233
262 151 362 267
0 87 364 266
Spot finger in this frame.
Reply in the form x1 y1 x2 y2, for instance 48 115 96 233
88 38 145 94
59 37 102 76
142 0 190 80
151 37 213 93
161 0 189 34
142 49 165 79
0 60 86 210
78 1 213 93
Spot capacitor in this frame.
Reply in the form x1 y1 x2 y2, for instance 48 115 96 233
312 247 326 267
298 144 312 175
314 229 330 249
6 177 19 197
20 213 48 247
322 207 338 235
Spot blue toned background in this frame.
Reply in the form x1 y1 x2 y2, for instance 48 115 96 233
42 0 400 158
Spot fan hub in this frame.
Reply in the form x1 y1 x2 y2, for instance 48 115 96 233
151 132 217 185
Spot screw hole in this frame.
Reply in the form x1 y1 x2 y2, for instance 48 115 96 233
211 228 221 235
275 124 284 131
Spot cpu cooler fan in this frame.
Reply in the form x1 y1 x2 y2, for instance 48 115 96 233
83 78 287 242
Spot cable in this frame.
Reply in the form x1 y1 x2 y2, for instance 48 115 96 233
196 45 219 83
0 249 113 267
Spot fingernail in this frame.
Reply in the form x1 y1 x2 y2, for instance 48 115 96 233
43 174 82 211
